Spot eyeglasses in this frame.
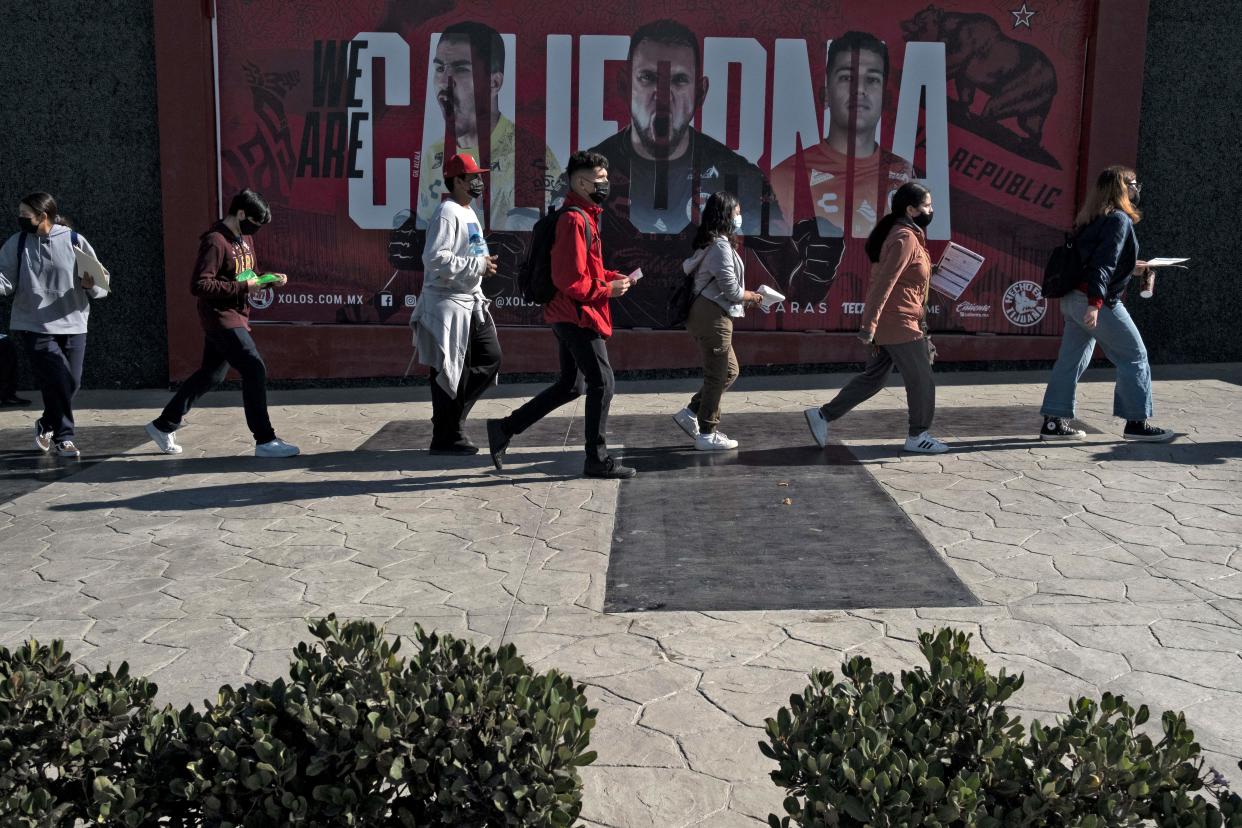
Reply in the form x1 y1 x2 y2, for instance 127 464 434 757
1126 179 1142 194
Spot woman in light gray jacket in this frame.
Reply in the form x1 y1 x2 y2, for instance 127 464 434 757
673 191 763 451
0 193 108 458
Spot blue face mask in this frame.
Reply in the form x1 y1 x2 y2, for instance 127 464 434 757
731 214 744 233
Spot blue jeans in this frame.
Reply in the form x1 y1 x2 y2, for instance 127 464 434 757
1040 291 1153 422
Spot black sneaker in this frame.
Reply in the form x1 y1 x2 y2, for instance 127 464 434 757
584 457 637 480
1123 421 1175 443
486 419 510 470
429 438 480 456
1040 416 1086 441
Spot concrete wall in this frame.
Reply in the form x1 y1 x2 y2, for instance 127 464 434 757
1127 0 1242 364
0 1 1237 388
0 1 167 388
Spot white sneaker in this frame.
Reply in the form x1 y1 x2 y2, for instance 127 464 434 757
255 438 300 458
54 440 80 458
145 421 183 454
695 431 739 451
804 407 829 448
904 432 949 454
33 420 53 452
672 407 700 439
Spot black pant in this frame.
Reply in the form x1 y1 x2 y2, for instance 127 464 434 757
503 322 614 463
0 335 20 399
154 327 276 444
427 313 503 446
20 332 86 441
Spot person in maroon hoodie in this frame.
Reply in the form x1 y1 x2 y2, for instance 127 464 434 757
144 190 300 458
486 151 637 479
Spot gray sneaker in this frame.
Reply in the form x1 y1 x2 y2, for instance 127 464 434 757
54 440 81 458
255 438 300 458
804 407 830 448
145 421 183 454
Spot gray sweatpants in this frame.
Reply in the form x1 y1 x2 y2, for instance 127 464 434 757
820 337 935 437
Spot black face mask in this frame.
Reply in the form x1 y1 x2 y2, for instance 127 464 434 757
588 181 610 204
17 217 38 234
240 217 264 235
468 180 485 199
912 209 934 229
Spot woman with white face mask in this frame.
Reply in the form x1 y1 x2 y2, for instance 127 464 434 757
673 191 764 451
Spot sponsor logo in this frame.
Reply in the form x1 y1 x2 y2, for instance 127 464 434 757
702 165 720 179
810 168 835 186
404 294 417 307
841 302 865 314
247 288 275 310
1002 280 1046 327
956 301 992 319
856 199 877 223
816 191 840 215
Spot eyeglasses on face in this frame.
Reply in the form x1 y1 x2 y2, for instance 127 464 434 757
1125 179 1142 194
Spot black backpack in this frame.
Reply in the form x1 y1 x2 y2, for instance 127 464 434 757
518 205 592 304
1042 230 1084 299
667 271 714 328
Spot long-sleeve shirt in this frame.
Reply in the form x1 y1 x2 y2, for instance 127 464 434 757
860 223 931 346
682 236 747 318
0 225 108 335
412 198 492 397
193 221 257 331
1075 210 1138 308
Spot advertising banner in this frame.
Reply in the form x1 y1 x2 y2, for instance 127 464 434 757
216 0 1090 336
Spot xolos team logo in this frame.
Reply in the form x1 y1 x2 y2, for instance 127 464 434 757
1002 280 1046 327
248 287 275 310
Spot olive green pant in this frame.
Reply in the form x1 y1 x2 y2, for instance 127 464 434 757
685 296 740 433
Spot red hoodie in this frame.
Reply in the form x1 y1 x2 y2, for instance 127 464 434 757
544 192 619 337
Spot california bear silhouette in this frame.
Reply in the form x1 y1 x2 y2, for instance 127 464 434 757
902 6 1058 159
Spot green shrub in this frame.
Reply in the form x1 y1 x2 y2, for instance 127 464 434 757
761 628 1242 827
180 615 596 826
0 638 195 827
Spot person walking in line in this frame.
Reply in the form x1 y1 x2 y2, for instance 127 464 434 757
411 152 504 454
145 189 300 458
672 191 763 451
1038 166 1173 443
0 193 109 457
485 150 637 479
804 182 948 454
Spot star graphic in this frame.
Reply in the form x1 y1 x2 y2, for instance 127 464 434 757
1012 2 1037 28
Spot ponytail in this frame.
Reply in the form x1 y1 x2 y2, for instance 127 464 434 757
20 192 71 228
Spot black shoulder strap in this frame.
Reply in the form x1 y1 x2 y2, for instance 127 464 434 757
563 206 593 251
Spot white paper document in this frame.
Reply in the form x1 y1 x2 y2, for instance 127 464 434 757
1144 257 1189 268
756 284 785 310
74 244 111 291
931 242 986 300
627 268 644 282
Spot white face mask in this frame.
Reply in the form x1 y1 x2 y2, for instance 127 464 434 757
731 214 743 233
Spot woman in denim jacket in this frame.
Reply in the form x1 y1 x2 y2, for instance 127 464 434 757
1039 166 1173 442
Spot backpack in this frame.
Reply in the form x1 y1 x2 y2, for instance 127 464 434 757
667 268 714 328
518 206 592 305
1042 230 1083 299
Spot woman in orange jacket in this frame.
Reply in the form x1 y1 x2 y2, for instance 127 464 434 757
804 182 949 454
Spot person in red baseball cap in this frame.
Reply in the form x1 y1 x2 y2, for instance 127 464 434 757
410 152 503 455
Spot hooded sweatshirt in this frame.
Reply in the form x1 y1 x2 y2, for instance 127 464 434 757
0 226 109 335
682 236 747 318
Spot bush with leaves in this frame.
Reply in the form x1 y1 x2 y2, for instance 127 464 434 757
180 615 597 826
0 638 196 827
761 628 1242 827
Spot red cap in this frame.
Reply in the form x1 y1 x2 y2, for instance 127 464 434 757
443 153 488 178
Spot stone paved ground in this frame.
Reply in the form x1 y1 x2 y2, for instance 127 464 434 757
2 365 1241 826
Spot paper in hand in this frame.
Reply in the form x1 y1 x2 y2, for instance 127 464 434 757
74 245 110 291
628 268 644 282
1144 258 1189 268
756 284 785 310
931 242 985 300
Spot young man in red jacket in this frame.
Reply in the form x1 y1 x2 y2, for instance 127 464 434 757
486 151 637 479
